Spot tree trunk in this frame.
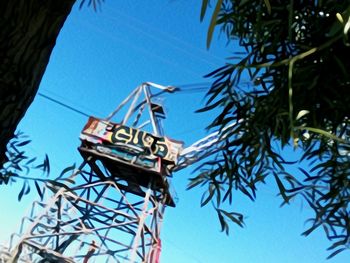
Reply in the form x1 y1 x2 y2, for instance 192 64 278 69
0 0 76 165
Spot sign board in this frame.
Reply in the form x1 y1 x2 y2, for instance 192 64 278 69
80 117 183 164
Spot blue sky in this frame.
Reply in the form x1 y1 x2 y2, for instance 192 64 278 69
0 1 349 262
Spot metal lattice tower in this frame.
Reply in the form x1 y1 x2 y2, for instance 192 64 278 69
1 83 183 263
0 82 229 263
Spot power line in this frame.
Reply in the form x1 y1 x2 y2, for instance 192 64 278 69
40 89 104 117
37 92 91 118
102 6 224 68
37 83 211 119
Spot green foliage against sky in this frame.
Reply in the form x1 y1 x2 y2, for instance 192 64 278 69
196 0 350 257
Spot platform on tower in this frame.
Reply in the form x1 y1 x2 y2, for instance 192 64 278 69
78 116 183 207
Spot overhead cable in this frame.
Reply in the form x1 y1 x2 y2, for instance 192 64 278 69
38 82 211 117
37 92 91 118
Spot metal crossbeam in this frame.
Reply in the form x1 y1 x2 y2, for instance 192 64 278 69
2 160 166 263
0 82 225 263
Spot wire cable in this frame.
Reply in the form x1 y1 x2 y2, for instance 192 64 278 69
37 92 91 118
37 82 212 120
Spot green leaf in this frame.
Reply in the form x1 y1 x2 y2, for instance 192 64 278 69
295 126 348 144
196 98 225 113
220 209 244 227
206 0 223 49
326 247 347 259
47 180 73 193
59 177 76 185
263 0 271 14
35 181 44 200
200 0 209 21
327 240 347 251
57 164 76 180
201 184 215 207
217 209 229 234
25 157 37 166
43 154 50 176
187 176 206 190
18 181 28 202
327 20 342 37
302 222 320 236
273 172 290 204
15 140 31 147
295 110 309 120
24 184 30 195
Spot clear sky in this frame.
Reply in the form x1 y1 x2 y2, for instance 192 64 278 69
0 1 349 262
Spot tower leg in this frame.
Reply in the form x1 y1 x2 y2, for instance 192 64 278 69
2 159 169 263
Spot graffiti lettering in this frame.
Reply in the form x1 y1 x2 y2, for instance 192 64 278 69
111 125 159 153
112 126 133 144
152 138 168 158
82 118 182 162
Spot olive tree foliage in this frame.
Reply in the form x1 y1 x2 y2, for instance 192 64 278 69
0 132 51 201
193 0 350 257
0 0 100 199
79 0 105 10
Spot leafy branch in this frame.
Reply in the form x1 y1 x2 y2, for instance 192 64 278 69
1 131 77 202
197 0 350 258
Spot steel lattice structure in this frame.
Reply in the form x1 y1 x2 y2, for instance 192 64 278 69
3 156 167 263
0 82 230 263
